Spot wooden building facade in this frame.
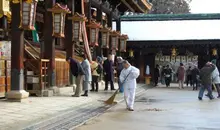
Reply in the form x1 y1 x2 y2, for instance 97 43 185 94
0 0 152 100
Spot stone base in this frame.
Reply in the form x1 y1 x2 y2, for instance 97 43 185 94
49 86 60 95
6 90 29 102
43 90 54 97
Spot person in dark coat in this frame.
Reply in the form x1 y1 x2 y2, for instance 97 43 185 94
66 57 85 97
154 64 160 86
164 65 172 87
192 65 200 90
198 62 215 100
186 66 193 87
161 66 166 85
103 54 115 90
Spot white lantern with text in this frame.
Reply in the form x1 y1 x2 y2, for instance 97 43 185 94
86 20 102 46
110 30 120 50
100 26 111 48
20 0 38 30
68 13 87 42
119 34 128 52
48 3 70 38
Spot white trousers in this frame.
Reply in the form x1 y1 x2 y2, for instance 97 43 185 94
179 80 184 89
124 87 136 109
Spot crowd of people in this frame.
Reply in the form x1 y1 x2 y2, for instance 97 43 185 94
154 60 220 100
66 54 140 111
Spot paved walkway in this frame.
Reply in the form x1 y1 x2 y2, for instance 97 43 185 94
76 87 220 130
0 83 147 130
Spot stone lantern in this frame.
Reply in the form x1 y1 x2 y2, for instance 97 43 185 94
68 13 87 42
119 34 128 52
86 20 102 46
20 0 38 30
48 3 70 38
110 30 120 50
100 26 111 48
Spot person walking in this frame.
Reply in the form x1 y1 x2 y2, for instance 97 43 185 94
210 60 220 98
91 57 102 92
177 63 185 89
186 66 193 87
154 64 160 86
120 60 140 111
81 55 92 97
103 54 115 90
117 57 124 93
161 66 166 85
192 65 200 90
164 65 172 87
66 57 85 97
198 62 215 100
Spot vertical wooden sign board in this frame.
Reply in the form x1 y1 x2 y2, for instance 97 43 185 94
165 56 170 62
176 56 180 62
155 55 160 61
181 56 186 63
187 56 192 62
171 56 176 62
160 56 164 62
192 56 198 61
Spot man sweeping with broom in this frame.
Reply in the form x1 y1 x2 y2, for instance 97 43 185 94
120 60 140 111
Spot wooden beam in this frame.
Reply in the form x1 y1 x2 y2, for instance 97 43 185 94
139 0 152 11
120 0 135 12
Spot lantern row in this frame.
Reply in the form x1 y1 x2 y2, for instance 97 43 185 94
11 1 128 52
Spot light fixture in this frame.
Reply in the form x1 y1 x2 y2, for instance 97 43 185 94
110 30 120 50
171 47 177 56
86 20 102 46
68 13 87 42
119 34 128 52
48 3 70 38
129 49 134 57
100 26 111 48
20 0 38 30
212 48 217 56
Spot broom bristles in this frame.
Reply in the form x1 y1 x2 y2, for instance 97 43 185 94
104 89 119 105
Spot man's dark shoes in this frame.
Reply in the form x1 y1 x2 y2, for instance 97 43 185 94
111 88 116 91
198 97 202 100
128 108 134 111
81 94 88 97
90 89 95 92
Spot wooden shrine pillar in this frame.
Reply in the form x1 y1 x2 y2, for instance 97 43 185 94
116 18 121 56
65 0 74 85
96 9 102 57
44 0 56 87
7 2 29 101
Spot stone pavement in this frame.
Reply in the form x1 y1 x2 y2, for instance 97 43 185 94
76 87 220 130
0 83 148 130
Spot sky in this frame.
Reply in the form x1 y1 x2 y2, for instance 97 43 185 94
190 0 220 13
112 0 220 41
